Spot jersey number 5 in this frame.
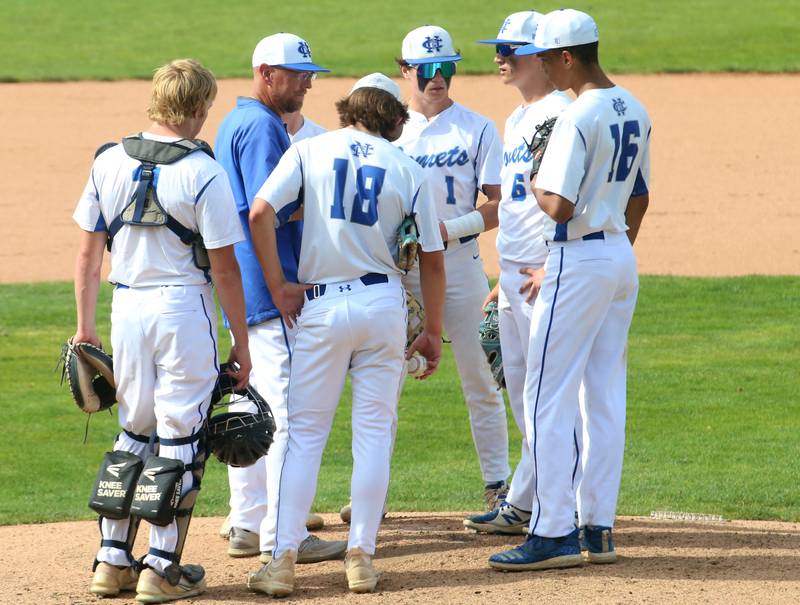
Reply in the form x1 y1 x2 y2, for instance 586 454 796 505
607 120 640 183
331 158 386 226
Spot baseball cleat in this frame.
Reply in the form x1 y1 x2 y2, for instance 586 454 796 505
582 525 617 563
90 562 139 597
248 550 297 597
306 512 325 531
259 534 347 565
135 565 206 603
227 527 260 557
345 548 380 593
483 480 509 511
488 529 582 571
463 502 531 535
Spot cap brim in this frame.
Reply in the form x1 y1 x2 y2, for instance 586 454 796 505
515 44 549 56
477 38 529 45
278 62 331 73
405 54 462 65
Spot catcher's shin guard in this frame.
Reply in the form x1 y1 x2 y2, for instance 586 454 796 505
146 433 207 573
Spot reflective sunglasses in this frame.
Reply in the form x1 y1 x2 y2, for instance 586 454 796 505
415 61 457 79
495 44 518 57
276 67 317 82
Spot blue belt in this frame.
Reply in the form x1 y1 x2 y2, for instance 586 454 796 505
305 273 389 302
582 231 605 241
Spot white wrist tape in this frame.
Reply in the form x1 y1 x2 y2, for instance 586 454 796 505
443 210 485 241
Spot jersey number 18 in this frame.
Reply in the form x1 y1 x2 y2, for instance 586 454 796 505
331 158 386 226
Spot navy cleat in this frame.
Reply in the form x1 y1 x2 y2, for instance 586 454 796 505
488 528 582 571
463 503 530 535
582 525 616 563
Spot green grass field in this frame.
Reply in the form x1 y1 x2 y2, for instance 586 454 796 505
1 276 797 525
1 0 799 81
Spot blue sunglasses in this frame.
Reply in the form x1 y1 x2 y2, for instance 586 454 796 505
415 61 457 79
495 44 518 57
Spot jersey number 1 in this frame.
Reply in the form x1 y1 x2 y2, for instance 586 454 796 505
331 158 386 226
607 120 640 182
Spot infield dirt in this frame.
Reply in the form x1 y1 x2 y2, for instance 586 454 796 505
0 74 798 282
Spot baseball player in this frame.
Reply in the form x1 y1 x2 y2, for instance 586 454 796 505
464 11 573 536
489 9 651 570
246 73 445 596
395 24 511 509
73 59 251 601
214 33 344 562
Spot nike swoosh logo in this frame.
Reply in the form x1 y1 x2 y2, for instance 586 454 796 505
473 254 480 260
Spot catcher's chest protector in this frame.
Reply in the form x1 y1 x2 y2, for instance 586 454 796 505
106 136 215 269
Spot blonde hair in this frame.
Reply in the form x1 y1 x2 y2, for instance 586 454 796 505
147 59 217 126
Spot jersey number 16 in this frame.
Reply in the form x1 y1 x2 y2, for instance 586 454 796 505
607 120 641 183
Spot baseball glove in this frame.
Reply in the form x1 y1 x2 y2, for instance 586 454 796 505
479 301 505 390
59 340 116 413
405 289 425 350
396 214 419 272
526 116 558 178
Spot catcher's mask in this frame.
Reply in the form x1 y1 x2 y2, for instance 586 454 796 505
206 363 276 468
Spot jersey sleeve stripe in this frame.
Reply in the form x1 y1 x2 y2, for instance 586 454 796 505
411 186 420 213
574 125 587 150
473 122 489 170
194 174 218 205
275 197 301 226
93 213 107 232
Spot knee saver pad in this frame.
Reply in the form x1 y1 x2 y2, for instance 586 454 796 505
130 456 184 526
89 450 144 519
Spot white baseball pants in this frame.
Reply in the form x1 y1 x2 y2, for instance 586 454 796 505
224 318 303 552
98 284 218 572
272 276 406 558
404 239 510 483
524 232 638 537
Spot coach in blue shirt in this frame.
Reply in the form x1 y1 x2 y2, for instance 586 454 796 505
214 32 345 568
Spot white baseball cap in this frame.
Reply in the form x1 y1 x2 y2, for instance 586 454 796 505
478 11 544 45
252 33 330 72
515 9 599 56
350 73 402 101
401 25 461 64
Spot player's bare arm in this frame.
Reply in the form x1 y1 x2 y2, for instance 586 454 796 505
408 248 445 378
533 188 575 223
208 245 252 390
72 229 106 348
625 193 649 245
249 198 310 327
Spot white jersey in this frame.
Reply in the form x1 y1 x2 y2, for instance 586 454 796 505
394 102 502 223
73 132 243 287
537 86 651 242
257 127 443 284
290 116 326 142
497 91 572 266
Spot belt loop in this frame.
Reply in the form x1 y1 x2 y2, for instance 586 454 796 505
313 284 321 299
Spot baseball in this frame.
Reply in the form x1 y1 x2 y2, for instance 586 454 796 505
406 354 428 377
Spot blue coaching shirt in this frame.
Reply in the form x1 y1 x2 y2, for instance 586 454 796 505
215 97 303 326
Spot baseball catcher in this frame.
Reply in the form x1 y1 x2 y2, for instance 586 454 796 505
525 116 557 178
479 301 505 390
59 339 116 413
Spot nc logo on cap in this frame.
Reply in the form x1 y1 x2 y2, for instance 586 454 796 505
297 41 311 58
499 18 511 34
421 35 443 54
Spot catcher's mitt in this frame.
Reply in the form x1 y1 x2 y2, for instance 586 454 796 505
526 116 557 178
405 289 425 350
59 340 116 413
396 214 419 272
207 363 276 468
479 301 505 390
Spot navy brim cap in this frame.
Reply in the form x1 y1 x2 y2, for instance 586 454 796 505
405 54 462 65
278 62 331 73
477 38 529 45
515 43 549 56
